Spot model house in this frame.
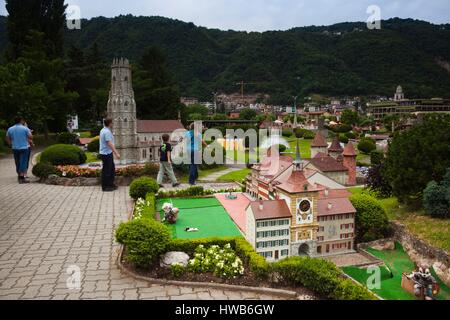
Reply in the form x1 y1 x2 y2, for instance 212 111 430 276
245 140 357 261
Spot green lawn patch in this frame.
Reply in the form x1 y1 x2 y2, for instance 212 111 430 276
285 138 312 159
218 168 251 182
343 242 450 300
157 197 242 240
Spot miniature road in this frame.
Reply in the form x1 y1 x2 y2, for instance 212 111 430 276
0 154 299 300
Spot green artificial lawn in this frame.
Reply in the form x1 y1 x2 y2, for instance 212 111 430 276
285 138 312 159
157 197 243 240
217 168 251 182
343 242 450 300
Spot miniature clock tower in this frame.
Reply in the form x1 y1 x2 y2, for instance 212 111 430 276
275 140 321 257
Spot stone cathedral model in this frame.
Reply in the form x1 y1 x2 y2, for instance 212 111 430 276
107 58 184 165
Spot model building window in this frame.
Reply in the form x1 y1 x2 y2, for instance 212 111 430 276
281 250 289 257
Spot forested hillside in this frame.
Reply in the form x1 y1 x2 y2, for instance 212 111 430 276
0 15 449 102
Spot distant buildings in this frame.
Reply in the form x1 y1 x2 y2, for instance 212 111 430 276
367 85 450 120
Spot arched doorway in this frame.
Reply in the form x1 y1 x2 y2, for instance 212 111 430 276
298 243 310 256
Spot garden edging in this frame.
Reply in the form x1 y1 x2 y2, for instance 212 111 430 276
115 243 302 300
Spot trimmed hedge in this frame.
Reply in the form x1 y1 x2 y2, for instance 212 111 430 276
272 257 376 300
282 129 293 137
87 137 100 153
358 138 376 154
56 132 78 145
129 177 160 200
40 144 87 165
115 218 171 267
32 162 57 180
350 194 391 242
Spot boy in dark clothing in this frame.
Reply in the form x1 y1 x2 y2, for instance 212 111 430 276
157 134 180 188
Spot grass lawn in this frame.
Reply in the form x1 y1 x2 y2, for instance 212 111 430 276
356 153 371 165
349 188 450 252
85 152 100 163
217 168 251 183
343 243 450 300
156 197 242 239
285 138 312 159
76 131 92 138
179 165 227 183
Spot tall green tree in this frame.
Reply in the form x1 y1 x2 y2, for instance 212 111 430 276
5 0 66 60
384 115 450 202
133 46 180 120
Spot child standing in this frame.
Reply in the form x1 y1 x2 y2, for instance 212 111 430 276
157 134 180 188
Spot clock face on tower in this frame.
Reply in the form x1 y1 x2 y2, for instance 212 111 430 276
297 199 313 225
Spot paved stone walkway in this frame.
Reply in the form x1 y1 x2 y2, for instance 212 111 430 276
0 154 294 300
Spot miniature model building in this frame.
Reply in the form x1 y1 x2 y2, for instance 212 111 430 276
245 140 357 261
107 58 184 164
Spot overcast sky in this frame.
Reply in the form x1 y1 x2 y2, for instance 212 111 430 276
1 0 449 31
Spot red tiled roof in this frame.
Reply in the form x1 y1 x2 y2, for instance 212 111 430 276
328 137 344 153
343 142 357 157
247 200 292 220
137 120 184 133
309 154 348 172
318 198 356 216
276 170 322 193
318 189 352 199
311 132 328 147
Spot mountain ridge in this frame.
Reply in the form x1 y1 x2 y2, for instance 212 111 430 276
0 15 449 102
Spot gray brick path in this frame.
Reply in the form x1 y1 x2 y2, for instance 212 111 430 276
0 154 302 300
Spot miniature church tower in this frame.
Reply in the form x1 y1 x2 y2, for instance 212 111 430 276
328 137 344 159
107 58 138 164
343 143 357 186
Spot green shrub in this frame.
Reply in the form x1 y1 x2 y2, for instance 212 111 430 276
423 174 450 219
303 130 315 139
40 144 87 165
142 163 159 176
56 132 78 145
129 177 160 200
333 124 352 133
370 150 384 166
234 238 269 279
339 134 349 144
278 144 287 153
167 237 238 254
0 129 7 153
350 194 391 242
170 263 186 278
358 138 376 154
333 278 377 300
87 137 100 153
134 193 156 220
115 218 171 267
294 128 305 138
32 162 57 180
90 126 102 137
273 257 376 300
282 129 293 137
345 131 357 139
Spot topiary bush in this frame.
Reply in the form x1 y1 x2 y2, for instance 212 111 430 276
272 256 376 300
282 129 293 137
370 150 384 166
278 144 287 153
87 137 100 153
303 130 315 139
56 132 78 145
40 144 87 165
129 177 160 200
423 170 450 219
115 218 171 267
32 162 57 180
345 131 357 139
350 194 391 242
339 133 349 144
358 138 376 154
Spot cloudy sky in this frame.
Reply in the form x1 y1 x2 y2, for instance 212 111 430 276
1 0 449 31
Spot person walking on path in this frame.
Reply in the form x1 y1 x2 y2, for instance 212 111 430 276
157 134 180 188
99 119 121 192
185 122 206 186
5 117 33 184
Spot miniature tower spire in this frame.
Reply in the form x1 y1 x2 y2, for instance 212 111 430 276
293 139 303 171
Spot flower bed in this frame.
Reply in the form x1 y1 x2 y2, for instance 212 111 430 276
55 163 159 178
